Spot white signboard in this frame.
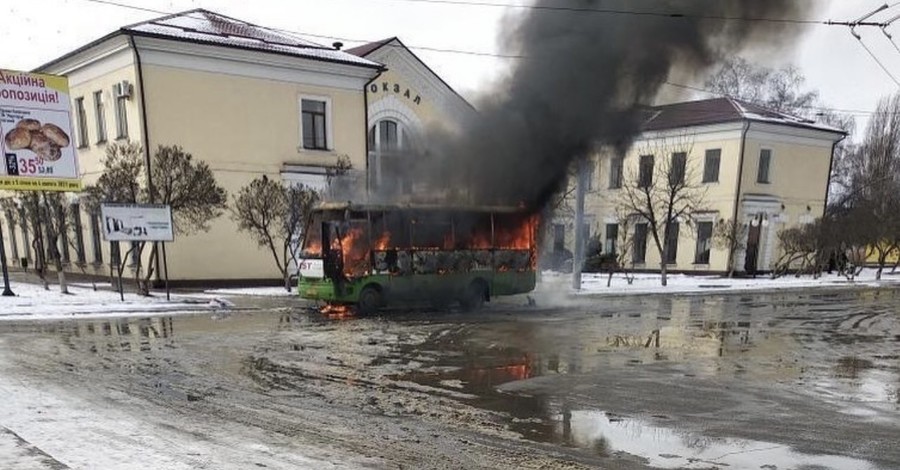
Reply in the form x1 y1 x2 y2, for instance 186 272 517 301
100 203 174 242
0 69 81 191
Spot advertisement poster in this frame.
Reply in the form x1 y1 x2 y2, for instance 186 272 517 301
0 69 81 191
100 203 175 242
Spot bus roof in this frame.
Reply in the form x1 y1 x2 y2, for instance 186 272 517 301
312 201 531 214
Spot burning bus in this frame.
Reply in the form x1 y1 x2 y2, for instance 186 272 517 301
297 202 538 314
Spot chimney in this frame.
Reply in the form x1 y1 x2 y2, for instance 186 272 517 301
333 41 344 50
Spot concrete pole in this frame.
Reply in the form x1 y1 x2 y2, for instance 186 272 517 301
572 158 588 291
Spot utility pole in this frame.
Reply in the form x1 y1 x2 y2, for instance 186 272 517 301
572 158 588 291
0 218 14 296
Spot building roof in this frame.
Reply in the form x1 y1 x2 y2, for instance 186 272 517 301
643 97 845 135
39 9 382 71
345 37 398 58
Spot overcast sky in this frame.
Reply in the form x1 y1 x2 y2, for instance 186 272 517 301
3 0 899 136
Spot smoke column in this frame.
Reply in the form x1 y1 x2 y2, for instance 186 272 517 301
415 0 812 211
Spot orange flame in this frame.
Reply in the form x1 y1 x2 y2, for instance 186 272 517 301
321 303 355 319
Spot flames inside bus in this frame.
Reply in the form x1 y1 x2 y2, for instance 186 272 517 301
297 203 538 314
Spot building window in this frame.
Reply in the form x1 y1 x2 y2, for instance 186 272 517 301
633 223 648 264
664 222 679 264
114 84 129 139
71 203 86 264
56 204 70 264
93 90 107 143
757 149 772 184
130 241 140 267
605 223 618 255
90 212 103 264
75 97 89 148
379 120 399 150
638 155 654 188
301 98 329 150
669 152 687 186
553 223 566 252
703 149 721 183
694 221 713 264
18 207 29 263
586 161 595 191
4 211 18 263
609 155 624 189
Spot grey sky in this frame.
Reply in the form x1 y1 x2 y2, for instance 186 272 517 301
2 0 898 136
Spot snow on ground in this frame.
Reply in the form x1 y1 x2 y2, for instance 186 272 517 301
204 286 295 297
0 349 344 470
0 280 222 321
539 268 900 296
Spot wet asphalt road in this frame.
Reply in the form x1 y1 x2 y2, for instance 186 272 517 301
1 289 899 469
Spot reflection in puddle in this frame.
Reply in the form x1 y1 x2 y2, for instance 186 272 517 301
564 410 879 469
66 317 176 354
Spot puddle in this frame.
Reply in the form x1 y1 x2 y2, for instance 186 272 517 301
560 410 880 469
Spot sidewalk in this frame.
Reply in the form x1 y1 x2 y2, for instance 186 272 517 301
540 268 900 297
0 272 224 321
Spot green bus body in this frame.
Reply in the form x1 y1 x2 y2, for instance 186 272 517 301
296 202 538 311
299 266 536 305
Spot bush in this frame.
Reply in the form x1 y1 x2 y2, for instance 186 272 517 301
583 253 619 273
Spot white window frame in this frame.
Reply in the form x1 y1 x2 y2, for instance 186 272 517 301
298 95 333 152
93 90 107 144
113 84 129 140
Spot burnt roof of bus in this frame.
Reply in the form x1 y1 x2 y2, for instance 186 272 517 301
312 201 530 214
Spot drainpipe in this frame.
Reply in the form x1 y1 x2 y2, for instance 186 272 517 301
727 120 752 275
363 68 385 198
129 35 160 282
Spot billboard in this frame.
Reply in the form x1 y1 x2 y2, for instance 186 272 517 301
100 203 174 242
0 69 81 191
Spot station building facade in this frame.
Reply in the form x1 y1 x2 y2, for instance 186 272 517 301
554 98 846 275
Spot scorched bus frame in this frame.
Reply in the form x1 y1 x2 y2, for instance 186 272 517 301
297 202 538 314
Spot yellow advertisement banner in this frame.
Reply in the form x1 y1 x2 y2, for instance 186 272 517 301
1 68 82 191
0 176 82 192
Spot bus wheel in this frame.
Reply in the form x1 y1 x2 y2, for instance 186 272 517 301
459 280 486 312
357 285 383 316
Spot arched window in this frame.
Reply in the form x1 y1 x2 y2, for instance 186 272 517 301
369 119 407 153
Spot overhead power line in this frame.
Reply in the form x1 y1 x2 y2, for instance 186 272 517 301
63 0 890 116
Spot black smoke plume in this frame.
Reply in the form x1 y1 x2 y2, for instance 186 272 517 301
409 0 812 211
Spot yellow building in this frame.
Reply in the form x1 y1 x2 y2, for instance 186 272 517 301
3 9 384 284
347 37 475 196
1 11 474 285
561 98 846 274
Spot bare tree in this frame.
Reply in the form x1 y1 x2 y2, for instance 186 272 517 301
839 94 900 280
618 134 707 286
705 58 819 117
712 218 745 278
231 176 320 290
85 142 227 295
609 209 637 287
